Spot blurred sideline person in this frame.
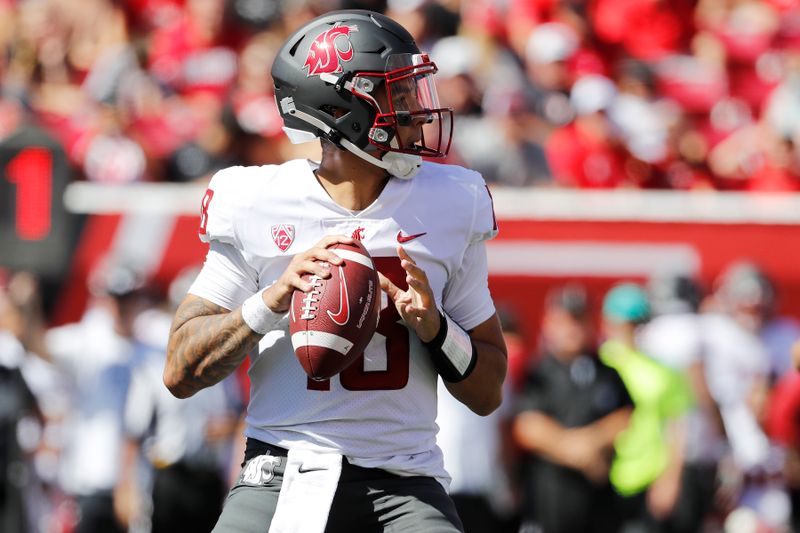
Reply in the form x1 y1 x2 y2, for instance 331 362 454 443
0 272 41 533
117 267 244 533
702 265 790 530
0 271 79 533
163 10 507 533
639 273 725 532
599 283 694 532
18 259 159 533
712 261 800 382
512 284 632 533
0 333 37 533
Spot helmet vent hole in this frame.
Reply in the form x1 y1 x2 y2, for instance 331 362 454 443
288 35 305 57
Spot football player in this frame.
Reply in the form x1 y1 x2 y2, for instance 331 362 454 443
163 9 507 532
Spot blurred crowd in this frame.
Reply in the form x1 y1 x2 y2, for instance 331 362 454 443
438 260 800 533
4 0 800 532
4 255 800 533
0 261 245 533
2 0 800 189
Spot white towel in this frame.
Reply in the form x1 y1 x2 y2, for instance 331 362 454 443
268 448 343 533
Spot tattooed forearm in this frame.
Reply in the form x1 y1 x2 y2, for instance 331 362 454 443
164 294 262 398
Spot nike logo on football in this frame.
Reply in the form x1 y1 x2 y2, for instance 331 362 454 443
396 231 427 243
327 265 350 326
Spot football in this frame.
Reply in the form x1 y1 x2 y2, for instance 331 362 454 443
289 240 380 381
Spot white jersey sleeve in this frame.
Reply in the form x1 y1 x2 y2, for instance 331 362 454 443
192 165 276 309
199 165 280 246
442 241 495 331
199 167 241 246
188 241 259 311
440 168 497 329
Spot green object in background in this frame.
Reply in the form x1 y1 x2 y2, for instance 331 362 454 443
599 339 694 496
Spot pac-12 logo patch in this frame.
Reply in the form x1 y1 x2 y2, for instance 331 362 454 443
271 224 295 252
303 23 358 77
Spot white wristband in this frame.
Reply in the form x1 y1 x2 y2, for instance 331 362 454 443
423 310 478 382
440 312 475 375
241 289 286 335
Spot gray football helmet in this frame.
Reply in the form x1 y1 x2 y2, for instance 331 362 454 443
271 10 453 178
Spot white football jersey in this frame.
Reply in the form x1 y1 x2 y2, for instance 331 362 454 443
189 158 498 486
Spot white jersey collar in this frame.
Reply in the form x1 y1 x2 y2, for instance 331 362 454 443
299 159 414 220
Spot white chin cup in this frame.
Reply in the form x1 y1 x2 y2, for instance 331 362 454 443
381 152 422 179
338 137 423 179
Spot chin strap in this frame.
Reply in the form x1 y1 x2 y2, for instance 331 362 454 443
279 96 422 179
339 138 422 179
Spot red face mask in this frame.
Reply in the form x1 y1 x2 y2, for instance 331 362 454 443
350 53 453 158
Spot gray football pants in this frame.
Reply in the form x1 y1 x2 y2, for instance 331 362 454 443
212 447 464 533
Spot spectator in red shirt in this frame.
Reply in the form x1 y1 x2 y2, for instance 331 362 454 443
147 0 239 98
590 0 694 61
708 122 800 192
545 74 629 188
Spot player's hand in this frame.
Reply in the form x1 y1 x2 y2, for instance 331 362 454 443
262 234 354 313
379 246 441 342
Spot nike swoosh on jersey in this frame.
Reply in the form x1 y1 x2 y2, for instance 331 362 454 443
396 231 427 243
297 465 329 473
327 266 350 326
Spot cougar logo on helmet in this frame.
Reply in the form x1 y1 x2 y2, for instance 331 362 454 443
303 23 358 77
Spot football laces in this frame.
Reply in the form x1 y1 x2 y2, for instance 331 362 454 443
300 275 324 320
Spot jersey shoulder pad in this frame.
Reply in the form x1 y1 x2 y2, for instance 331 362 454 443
198 165 280 246
419 162 498 243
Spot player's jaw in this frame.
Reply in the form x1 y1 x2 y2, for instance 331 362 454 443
395 125 424 152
